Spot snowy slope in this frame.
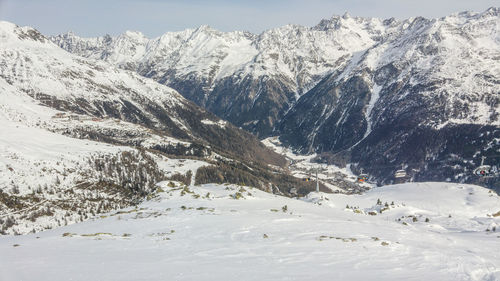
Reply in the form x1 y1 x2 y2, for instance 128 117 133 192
0 20 189 131
0 80 205 234
338 9 500 129
0 21 293 235
1 182 499 281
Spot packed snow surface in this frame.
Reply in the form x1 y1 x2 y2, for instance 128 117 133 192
1 182 499 281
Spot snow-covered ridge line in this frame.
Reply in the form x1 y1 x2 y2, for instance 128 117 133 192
49 11 392 91
50 8 498 90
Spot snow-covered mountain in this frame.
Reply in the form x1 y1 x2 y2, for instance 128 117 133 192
50 13 389 136
1 21 285 166
279 8 500 185
52 8 500 186
1 21 337 234
280 8 500 148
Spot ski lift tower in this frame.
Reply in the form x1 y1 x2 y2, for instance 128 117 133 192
357 168 369 183
394 164 408 184
316 166 319 193
474 156 492 177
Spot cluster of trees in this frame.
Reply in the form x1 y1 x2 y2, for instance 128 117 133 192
0 149 168 235
167 171 192 186
151 143 208 158
87 150 166 198
195 159 321 197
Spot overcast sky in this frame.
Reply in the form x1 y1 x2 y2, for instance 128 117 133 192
0 0 497 37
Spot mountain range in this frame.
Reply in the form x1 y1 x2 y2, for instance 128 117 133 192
51 8 500 186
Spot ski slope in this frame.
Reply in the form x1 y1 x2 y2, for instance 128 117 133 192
1 182 499 281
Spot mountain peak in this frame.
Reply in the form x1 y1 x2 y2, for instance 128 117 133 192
123 30 146 39
0 21 47 44
196 24 216 33
483 6 500 16
58 31 79 39
0 20 17 30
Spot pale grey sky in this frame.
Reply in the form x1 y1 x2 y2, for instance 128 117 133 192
0 0 498 37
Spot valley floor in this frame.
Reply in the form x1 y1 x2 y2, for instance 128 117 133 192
1 182 499 281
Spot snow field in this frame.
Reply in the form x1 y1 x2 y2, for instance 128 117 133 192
1 182 499 281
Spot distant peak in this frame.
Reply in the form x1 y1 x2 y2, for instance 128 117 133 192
0 20 17 28
0 21 47 44
60 31 77 38
196 24 216 32
484 6 499 16
0 20 18 34
313 13 354 31
123 30 145 38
